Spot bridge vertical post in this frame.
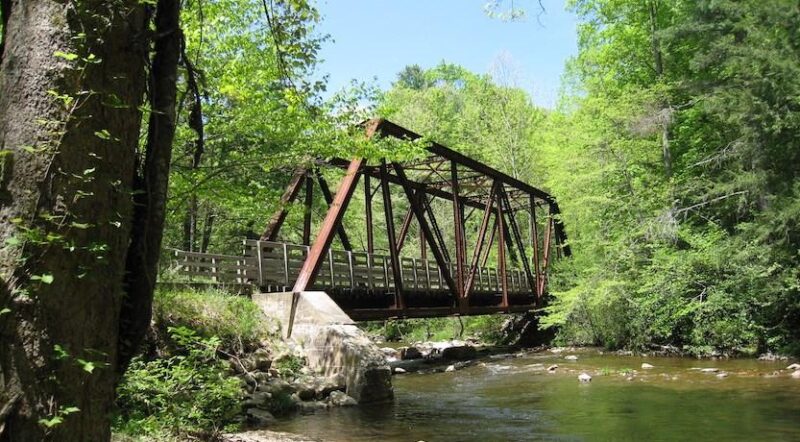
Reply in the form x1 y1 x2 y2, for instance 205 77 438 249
538 205 555 297
420 222 427 261
380 160 405 310
529 195 542 299
292 158 364 293
364 173 374 254
451 161 467 312
496 191 509 309
302 172 313 245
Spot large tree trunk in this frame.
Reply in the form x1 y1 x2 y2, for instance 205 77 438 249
0 0 180 439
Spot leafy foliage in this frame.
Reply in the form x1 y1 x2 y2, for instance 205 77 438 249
114 327 242 438
539 0 800 355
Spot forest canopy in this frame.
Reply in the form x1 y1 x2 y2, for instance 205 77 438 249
163 0 800 356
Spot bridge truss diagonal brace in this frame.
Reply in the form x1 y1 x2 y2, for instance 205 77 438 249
292 158 364 293
464 180 499 298
314 169 353 251
498 185 537 296
391 162 460 300
260 167 308 241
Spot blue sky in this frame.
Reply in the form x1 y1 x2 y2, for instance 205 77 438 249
313 0 579 107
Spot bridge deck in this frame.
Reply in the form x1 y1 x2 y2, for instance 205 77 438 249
172 239 538 320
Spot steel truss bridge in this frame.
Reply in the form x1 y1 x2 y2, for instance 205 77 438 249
173 119 570 320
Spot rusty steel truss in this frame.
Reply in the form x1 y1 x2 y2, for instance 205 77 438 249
259 119 570 320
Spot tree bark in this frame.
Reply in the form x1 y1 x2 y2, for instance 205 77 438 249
648 0 672 178
118 0 181 372
0 1 148 439
0 0 181 439
200 207 215 253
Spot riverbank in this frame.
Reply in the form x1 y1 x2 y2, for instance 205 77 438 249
112 288 799 441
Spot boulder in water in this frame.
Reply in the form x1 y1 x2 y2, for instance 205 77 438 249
791 370 800 379
786 363 800 371
400 346 423 360
246 408 276 425
380 347 400 359
547 364 558 373
328 391 357 407
641 363 654 369
578 373 592 383
441 345 477 361
564 355 578 361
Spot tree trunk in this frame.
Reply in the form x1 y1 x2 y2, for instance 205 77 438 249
200 207 215 253
118 0 181 372
0 1 148 440
182 196 198 251
648 0 673 179
0 0 181 439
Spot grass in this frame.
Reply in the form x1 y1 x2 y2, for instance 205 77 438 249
152 287 280 354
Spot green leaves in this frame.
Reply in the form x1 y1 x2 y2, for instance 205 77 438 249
31 274 54 284
76 358 96 374
38 406 80 429
53 50 79 61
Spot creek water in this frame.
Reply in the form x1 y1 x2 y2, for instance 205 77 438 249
271 348 800 441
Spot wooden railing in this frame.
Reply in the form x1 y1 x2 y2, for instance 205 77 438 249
171 240 531 295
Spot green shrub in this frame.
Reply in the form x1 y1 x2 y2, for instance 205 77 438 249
114 327 243 438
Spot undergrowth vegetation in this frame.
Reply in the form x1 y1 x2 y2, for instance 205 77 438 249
363 315 508 344
113 288 281 440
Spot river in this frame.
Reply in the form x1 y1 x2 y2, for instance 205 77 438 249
270 348 800 441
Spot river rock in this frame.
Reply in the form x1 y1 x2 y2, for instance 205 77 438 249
641 363 654 369
759 352 788 361
393 367 407 374
258 378 296 396
564 355 578 361
716 372 729 378
786 363 800 370
441 345 477 361
700 368 719 373
400 346 423 360
578 373 592 383
445 364 456 372
379 347 400 361
246 408 276 425
328 391 357 407
298 400 328 412
253 349 273 370
791 370 800 379
243 391 272 408
547 364 558 372
489 353 515 360
296 384 316 401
